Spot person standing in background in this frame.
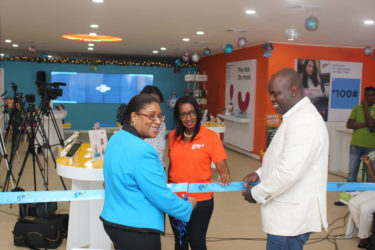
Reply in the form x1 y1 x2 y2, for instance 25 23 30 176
346 86 375 182
242 68 329 250
141 85 167 167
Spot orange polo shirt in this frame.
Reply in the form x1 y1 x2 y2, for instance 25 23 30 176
168 125 227 201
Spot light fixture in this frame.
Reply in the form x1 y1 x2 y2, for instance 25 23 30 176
89 32 97 36
90 24 99 28
364 19 375 25
12 44 19 47
182 38 190 42
92 0 103 3
88 43 95 47
160 47 167 51
245 9 256 15
62 34 122 42
0 53 5 57
88 47 94 51
152 50 158 54
285 27 300 41
196 31 205 35
5 39 12 43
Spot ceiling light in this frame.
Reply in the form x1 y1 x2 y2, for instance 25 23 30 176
0 53 5 57
160 47 167 51
92 0 103 3
88 43 95 46
5 39 12 43
47 55 52 59
88 47 94 51
364 19 375 25
152 50 158 54
196 31 205 35
182 38 190 42
62 34 122 42
285 27 300 41
90 24 99 28
245 9 256 15
89 33 97 36
12 44 19 47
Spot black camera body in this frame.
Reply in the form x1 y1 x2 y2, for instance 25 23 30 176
36 81 65 100
25 94 35 103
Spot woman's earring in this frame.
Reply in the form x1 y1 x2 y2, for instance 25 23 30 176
133 120 136 126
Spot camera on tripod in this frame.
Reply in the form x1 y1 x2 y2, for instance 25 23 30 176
36 81 65 100
25 94 35 104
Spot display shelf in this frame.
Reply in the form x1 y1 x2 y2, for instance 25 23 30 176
217 113 250 123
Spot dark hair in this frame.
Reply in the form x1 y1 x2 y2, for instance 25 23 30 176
140 85 164 103
173 96 202 140
365 86 375 95
116 94 159 125
301 59 323 92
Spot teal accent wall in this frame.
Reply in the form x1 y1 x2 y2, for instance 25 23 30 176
0 61 195 130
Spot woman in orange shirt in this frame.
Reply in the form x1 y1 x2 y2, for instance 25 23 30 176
168 96 231 250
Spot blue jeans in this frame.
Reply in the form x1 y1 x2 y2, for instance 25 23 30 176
347 145 375 182
266 232 311 250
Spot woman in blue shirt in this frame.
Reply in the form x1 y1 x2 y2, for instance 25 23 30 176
100 94 196 250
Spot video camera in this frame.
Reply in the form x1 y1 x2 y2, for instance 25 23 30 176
36 81 66 100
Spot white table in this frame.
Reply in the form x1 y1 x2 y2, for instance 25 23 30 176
56 144 111 250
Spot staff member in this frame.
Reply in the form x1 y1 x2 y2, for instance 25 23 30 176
100 94 196 250
168 96 231 250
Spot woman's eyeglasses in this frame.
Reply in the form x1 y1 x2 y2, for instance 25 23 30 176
179 110 196 119
136 112 166 121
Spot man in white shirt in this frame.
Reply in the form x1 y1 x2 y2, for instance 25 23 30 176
242 68 329 250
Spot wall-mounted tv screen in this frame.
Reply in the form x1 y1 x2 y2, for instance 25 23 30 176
51 72 153 104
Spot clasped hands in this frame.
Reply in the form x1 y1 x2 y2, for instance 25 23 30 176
241 172 259 204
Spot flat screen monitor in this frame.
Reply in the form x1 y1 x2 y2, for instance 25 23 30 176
51 72 153 104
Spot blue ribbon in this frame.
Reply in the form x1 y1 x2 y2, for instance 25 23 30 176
1 182 374 205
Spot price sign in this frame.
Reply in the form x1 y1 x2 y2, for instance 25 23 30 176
330 78 360 109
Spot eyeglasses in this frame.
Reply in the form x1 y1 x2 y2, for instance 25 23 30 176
136 112 166 121
179 110 196 119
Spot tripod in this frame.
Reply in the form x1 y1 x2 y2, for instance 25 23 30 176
13 97 66 191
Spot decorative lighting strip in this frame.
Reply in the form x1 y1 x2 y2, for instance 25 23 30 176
62 34 122 42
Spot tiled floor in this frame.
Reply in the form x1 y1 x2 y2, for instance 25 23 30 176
0 133 360 249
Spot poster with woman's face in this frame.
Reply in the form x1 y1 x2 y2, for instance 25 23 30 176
297 59 331 121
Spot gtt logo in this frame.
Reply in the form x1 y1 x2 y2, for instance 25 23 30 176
96 84 111 93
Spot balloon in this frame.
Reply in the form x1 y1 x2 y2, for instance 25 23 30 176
364 46 373 56
203 48 211 56
175 58 182 67
40 52 48 59
29 45 36 53
182 53 189 62
262 43 274 58
191 52 200 63
237 37 247 48
304 16 319 31
223 43 233 54
285 28 300 41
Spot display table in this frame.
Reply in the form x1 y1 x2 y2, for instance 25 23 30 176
56 143 111 250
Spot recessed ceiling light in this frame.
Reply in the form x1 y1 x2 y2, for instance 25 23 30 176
0 53 5 57
92 0 103 3
88 47 94 51
196 31 205 35
182 38 190 42
12 44 19 47
88 43 95 46
364 19 375 25
47 55 52 58
90 24 99 29
89 33 97 36
152 50 158 54
245 9 256 15
5 39 12 43
160 47 167 51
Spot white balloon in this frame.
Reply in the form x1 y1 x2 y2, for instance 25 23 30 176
191 52 200 63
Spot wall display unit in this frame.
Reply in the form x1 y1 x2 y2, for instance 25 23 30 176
184 72 208 107
51 72 153 104
219 59 256 152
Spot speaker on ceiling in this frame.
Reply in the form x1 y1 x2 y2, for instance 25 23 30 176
36 71 46 83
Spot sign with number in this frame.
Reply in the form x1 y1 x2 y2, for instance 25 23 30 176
331 78 360 109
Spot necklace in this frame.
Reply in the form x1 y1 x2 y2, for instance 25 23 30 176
183 131 193 138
